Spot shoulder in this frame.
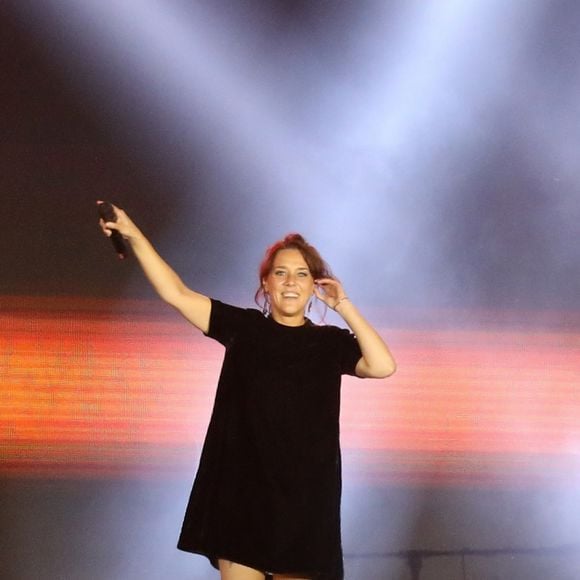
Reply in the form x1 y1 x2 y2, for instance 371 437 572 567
210 299 261 318
311 323 362 375
311 322 354 337
210 299 265 326
308 322 358 346
206 299 264 343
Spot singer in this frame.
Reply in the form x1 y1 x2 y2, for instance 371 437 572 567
99 204 396 580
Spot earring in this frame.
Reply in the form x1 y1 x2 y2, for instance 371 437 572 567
262 293 270 316
308 299 313 314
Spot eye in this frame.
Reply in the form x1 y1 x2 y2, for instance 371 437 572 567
298 271 309 277
274 270 286 276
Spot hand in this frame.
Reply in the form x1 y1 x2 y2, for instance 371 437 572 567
97 201 142 242
314 278 348 311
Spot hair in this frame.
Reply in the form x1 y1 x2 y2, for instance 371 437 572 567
254 233 333 310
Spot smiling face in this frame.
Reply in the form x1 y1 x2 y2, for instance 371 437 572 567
262 248 315 326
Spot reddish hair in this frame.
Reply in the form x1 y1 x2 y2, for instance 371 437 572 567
254 233 333 309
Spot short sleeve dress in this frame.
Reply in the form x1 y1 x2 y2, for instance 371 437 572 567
177 299 362 579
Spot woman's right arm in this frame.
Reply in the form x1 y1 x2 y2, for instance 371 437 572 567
98 202 211 334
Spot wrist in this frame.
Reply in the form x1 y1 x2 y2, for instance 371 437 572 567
334 296 350 311
127 228 146 245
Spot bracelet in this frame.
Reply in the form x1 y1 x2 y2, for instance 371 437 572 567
334 296 350 310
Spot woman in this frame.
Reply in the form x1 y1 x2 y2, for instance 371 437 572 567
99 202 396 580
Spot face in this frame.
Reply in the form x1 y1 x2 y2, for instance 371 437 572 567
262 248 315 326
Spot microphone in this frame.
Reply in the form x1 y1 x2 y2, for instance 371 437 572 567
98 201 127 259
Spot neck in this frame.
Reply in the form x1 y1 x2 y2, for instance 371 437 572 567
270 311 306 327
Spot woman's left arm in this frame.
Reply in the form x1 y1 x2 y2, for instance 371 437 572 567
315 279 397 379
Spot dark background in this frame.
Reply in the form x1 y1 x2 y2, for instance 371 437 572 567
1 0 579 312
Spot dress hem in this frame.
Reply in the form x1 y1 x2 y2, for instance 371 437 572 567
177 544 329 578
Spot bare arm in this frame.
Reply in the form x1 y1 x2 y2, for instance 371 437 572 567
315 278 396 379
98 202 211 333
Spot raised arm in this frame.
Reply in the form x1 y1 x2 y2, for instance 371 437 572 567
98 202 211 333
315 278 396 379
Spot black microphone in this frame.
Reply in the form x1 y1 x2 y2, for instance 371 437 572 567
98 201 127 259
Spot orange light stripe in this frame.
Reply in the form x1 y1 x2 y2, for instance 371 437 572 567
1 297 579 485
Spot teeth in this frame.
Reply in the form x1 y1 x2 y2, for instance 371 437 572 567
282 293 299 298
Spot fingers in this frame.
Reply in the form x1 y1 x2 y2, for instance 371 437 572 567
315 278 338 293
98 217 121 238
97 200 128 233
98 218 110 237
97 200 124 220
315 278 343 294
313 286 324 301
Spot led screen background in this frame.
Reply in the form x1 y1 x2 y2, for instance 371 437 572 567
2 296 579 486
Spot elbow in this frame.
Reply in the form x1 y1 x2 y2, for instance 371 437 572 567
372 352 397 378
377 360 397 379
358 357 397 379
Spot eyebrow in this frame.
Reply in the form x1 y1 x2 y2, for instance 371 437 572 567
273 266 310 271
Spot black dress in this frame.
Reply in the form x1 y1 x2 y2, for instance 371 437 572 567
177 299 362 579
